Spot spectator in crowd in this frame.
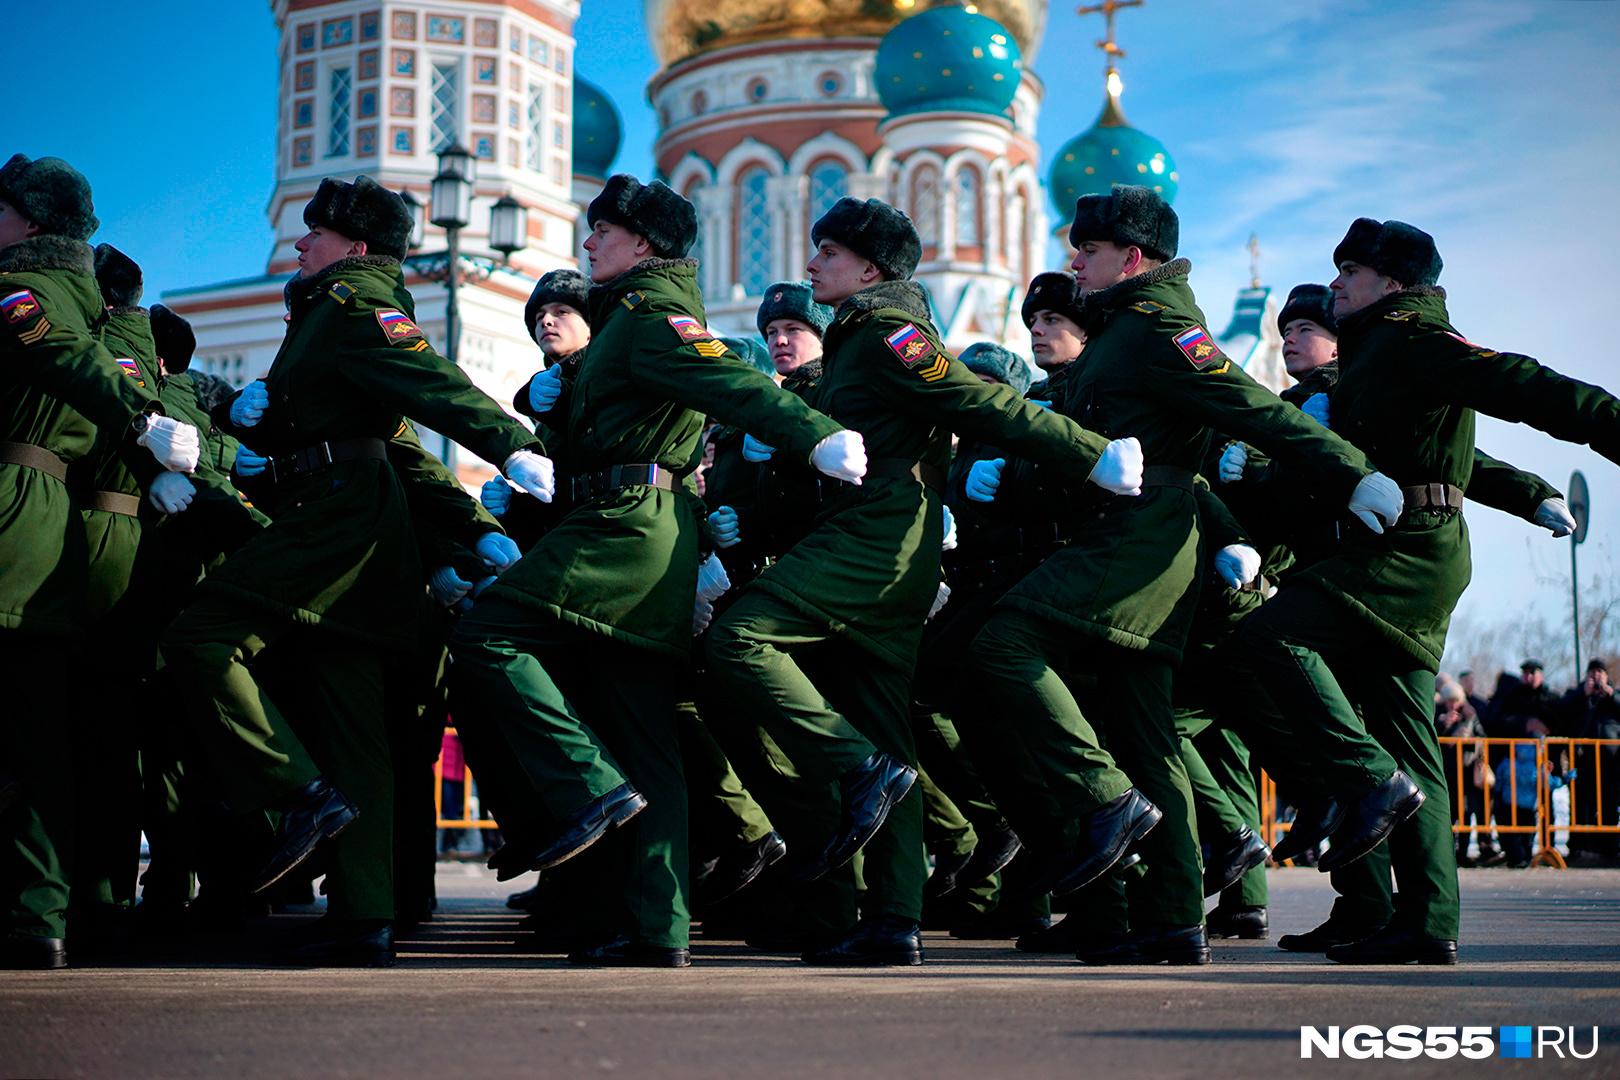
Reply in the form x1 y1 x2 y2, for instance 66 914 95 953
1561 659 1620 865
1434 682 1489 866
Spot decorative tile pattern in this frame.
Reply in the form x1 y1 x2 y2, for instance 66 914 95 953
474 57 496 84
359 10 380 42
509 26 522 54
358 48 379 80
474 134 495 161
391 126 414 155
390 87 415 117
473 94 496 123
295 60 315 91
393 48 415 77
296 23 315 53
474 18 498 47
322 17 353 48
553 48 567 76
357 125 378 158
293 136 313 166
392 11 416 40
507 101 520 129
527 35 547 65
506 138 521 167
358 88 378 119
508 63 522 91
294 98 314 128
427 15 465 44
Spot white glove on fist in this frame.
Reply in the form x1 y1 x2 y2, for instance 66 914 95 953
229 381 269 428
1534 497 1576 537
696 552 732 604
1214 544 1262 589
503 450 555 503
1348 472 1403 534
1218 442 1248 484
741 434 776 463
149 472 195 514
810 430 867 484
475 531 521 572
527 365 564 413
138 415 201 473
927 581 952 622
692 597 716 637
1088 436 1144 496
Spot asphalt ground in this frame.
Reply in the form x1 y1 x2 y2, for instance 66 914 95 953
3 866 1616 1080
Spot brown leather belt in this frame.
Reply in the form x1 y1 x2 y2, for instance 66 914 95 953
0 441 69 483
81 491 142 516
1141 465 1195 492
267 437 387 484
570 462 676 502
1401 482 1464 512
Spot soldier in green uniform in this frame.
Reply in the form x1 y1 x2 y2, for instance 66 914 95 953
1227 218 1617 964
0 153 201 970
953 185 1398 966
705 197 1137 966
159 175 555 967
448 175 863 967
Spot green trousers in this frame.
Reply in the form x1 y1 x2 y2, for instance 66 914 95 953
1194 722 1269 907
161 594 393 922
677 701 774 854
448 598 688 949
955 609 1205 927
1 640 75 938
705 588 926 923
1229 581 1458 939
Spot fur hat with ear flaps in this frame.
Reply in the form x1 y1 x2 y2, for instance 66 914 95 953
959 341 1032 397
1331 218 1442 288
585 174 698 259
150 304 196 373
1021 271 1083 329
1277 283 1337 335
1068 184 1178 262
756 281 833 340
524 268 591 336
93 243 143 308
302 175 413 260
718 335 775 377
810 198 922 282
0 153 98 241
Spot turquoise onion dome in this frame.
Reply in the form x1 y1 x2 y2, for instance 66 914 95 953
572 75 622 180
1048 90 1178 224
875 6 1023 120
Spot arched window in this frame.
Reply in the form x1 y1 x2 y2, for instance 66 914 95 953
809 160 848 222
911 165 939 247
736 166 772 295
953 168 980 249
1007 188 1027 284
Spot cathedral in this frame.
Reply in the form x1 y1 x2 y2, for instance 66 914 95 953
167 0 1284 479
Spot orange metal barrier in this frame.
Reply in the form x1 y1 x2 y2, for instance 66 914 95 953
433 727 498 831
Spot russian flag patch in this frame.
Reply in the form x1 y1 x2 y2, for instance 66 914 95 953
884 322 933 367
667 315 711 342
375 308 422 342
2 289 41 324
1173 325 1226 372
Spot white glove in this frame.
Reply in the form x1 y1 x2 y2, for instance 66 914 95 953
1087 436 1144 496
480 477 512 517
708 505 741 548
503 450 555 503
927 581 952 622
526 365 564 414
1348 472 1403 534
810 430 867 485
695 551 732 604
741 434 776 463
475 531 521 572
692 597 716 637
941 503 958 552
428 565 473 607
233 445 268 478
137 415 201 473
1213 544 1262 589
1218 442 1248 484
149 472 195 515
1301 393 1332 428
229 381 269 428
965 457 1004 502
1534 497 1576 537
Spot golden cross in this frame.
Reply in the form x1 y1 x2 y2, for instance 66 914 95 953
1248 233 1263 288
1076 0 1144 61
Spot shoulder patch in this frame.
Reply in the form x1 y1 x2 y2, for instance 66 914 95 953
394 419 410 438
914 355 950 382
1130 300 1167 315
1172 325 1229 373
883 322 936 368
375 308 422 342
621 290 646 310
115 357 147 387
667 315 711 341
328 280 356 304
2 289 42 324
1383 310 1418 322
1444 330 1497 357
692 339 729 359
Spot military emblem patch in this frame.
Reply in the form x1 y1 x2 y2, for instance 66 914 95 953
1173 325 1227 372
115 357 142 379
1445 331 1497 357
328 281 356 304
375 309 422 341
884 323 934 367
1384 310 1418 322
2 289 41 324
693 340 729 359
667 315 711 341
621 290 645 310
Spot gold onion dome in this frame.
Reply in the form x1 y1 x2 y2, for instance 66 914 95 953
644 0 1048 68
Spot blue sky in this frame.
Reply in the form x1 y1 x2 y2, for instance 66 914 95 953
15 0 1619 680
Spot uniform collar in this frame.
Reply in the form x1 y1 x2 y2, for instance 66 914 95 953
1078 257 1192 318
0 233 94 275
834 279 932 323
586 257 700 324
284 254 400 310
1336 285 1449 335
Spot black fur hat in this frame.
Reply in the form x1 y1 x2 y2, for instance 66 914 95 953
811 198 922 281
1068 184 1178 261
0 153 98 241
524 268 591 336
755 281 832 339
1331 218 1442 287
303 174 412 259
1021 271 1083 328
149 304 197 373
1277 283 1336 334
959 342 1031 396
93 243 143 308
585 174 697 259
189 371 235 413
716 335 774 377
